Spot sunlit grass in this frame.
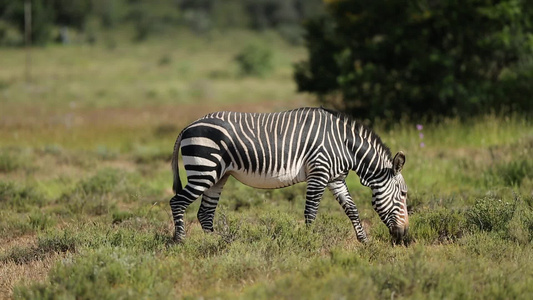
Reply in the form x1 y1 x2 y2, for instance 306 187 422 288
1 31 532 299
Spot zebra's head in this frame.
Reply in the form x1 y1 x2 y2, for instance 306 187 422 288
371 151 409 244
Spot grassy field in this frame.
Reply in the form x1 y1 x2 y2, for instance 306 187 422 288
1 31 533 299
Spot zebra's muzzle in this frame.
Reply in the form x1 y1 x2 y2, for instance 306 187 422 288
390 225 408 245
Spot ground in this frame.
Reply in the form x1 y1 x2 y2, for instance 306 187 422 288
0 30 532 299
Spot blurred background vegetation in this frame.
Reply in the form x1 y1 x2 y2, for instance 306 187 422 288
1 0 532 121
0 0 324 46
1 1 532 299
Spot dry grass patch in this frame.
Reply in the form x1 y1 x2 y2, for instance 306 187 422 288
0 254 58 299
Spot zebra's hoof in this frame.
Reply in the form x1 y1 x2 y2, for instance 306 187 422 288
356 234 369 244
201 228 215 234
172 234 185 244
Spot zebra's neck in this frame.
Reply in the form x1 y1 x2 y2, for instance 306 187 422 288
346 122 392 187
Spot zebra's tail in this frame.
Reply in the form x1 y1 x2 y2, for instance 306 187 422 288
171 130 184 194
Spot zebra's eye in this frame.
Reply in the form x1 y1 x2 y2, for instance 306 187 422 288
400 190 407 197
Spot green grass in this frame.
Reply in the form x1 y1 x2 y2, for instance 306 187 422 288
1 30 533 299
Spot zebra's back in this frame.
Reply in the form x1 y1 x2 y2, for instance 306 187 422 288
181 107 339 188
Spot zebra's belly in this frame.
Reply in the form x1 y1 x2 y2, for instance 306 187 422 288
229 167 307 189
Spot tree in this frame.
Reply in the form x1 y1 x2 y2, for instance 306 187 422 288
295 0 533 120
0 0 55 45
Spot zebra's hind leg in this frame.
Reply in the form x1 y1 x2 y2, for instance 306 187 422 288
170 183 211 242
197 175 229 233
327 179 368 243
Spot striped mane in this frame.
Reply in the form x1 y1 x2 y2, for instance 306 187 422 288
319 107 392 162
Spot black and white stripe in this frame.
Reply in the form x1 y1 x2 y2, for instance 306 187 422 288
170 107 409 243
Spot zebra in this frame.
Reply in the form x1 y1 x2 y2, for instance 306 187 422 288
170 107 409 244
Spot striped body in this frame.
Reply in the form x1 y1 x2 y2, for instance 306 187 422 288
170 107 409 243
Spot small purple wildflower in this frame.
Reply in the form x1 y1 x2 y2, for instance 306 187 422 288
416 124 425 148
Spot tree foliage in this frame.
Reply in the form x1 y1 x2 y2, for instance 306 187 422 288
0 0 324 45
295 0 533 120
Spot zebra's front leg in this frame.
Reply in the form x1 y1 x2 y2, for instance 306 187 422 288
304 175 329 224
170 184 208 242
328 179 368 243
197 175 229 232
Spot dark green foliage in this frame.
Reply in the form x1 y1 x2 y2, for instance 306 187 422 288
0 0 54 45
235 43 274 77
49 0 92 29
127 0 181 41
295 0 533 120
244 0 323 30
0 0 323 44
0 0 93 45
0 19 23 46
92 0 129 29
177 0 324 39
210 1 251 29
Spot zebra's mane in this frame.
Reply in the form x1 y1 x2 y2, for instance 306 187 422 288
319 107 393 162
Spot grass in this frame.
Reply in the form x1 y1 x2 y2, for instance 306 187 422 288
1 29 533 299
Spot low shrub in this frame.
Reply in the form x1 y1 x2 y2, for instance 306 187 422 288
466 196 516 233
58 168 158 215
466 195 533 244
0 181 46 211
1 230 78 264
14 248 175 299
28 209 55 231
235 43 274 77
0 211 32 239
0 151 25 172
410 209 466 243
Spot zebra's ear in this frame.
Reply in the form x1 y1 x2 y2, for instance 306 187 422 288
393 151 405 175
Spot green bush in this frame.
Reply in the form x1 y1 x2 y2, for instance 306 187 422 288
0 150 26 173
0 211 33 239
235 43 274 77
28 209 55 231
58 168 158 215
466 196 516 233
0 181 45 211
295 0 533 120
410 209 466 243
14 248 175 299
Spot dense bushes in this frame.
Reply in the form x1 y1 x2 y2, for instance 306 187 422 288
407 194 533 245
295 0 533 120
